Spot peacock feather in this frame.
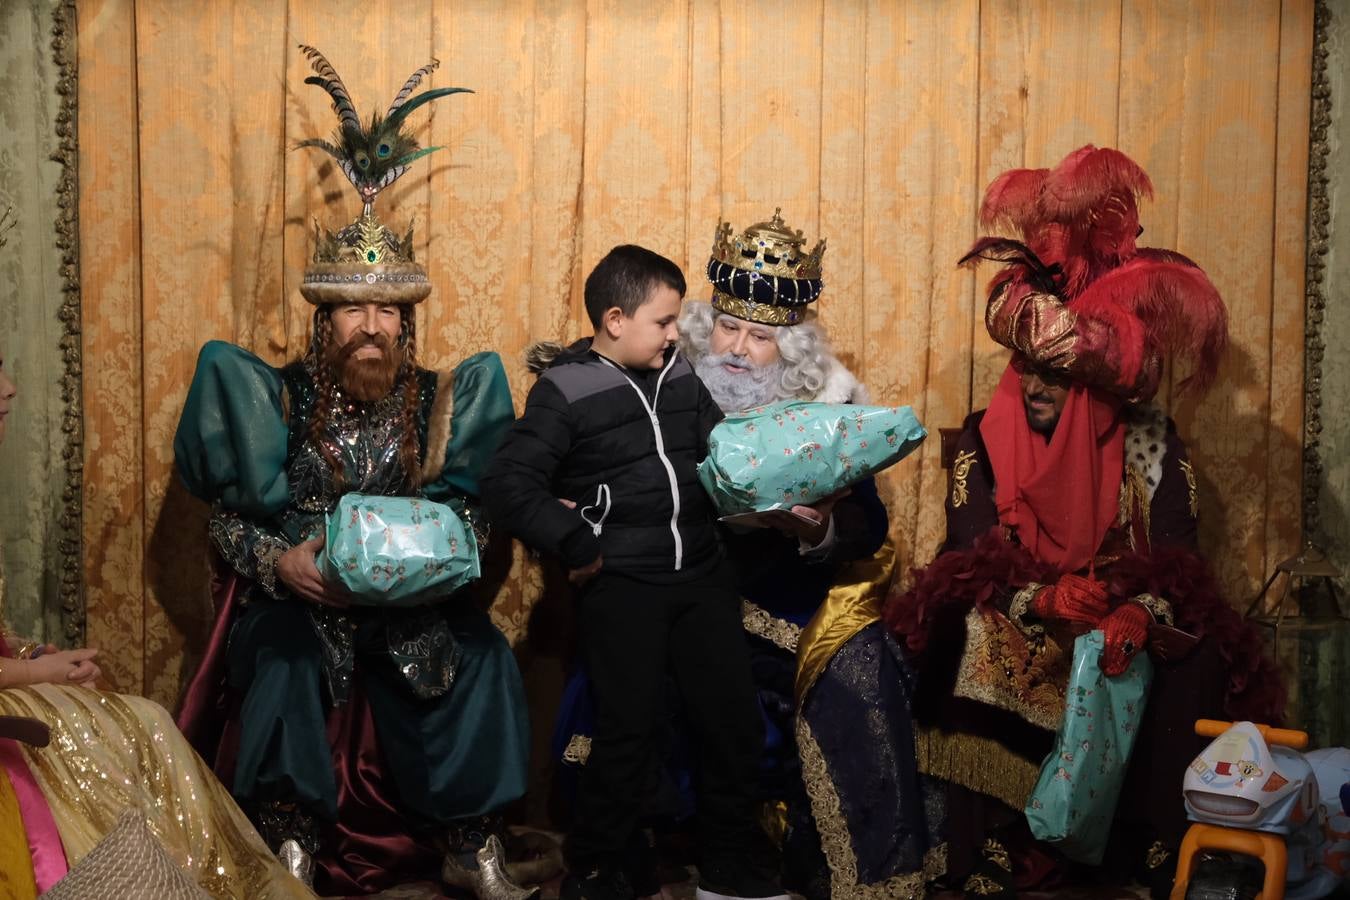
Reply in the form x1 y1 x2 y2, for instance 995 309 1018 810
294 44 471 208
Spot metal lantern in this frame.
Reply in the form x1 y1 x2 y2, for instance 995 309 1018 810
1245 543 1349 748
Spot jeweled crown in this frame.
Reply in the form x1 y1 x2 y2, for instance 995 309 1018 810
706 209 826 326
711 208 825 281
312 213 417 266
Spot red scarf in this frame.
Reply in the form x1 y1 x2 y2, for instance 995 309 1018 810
980 361 1125 573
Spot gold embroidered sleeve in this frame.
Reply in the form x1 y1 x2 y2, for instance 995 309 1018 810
1179 458 1198 519
1008 583 1047 636
951 449 977 509
1128 593 1174 626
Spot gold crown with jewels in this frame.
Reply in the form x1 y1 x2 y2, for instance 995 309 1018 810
711 208 826 281
706 209 826 326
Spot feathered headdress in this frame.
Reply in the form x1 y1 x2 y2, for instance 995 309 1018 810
961 145 1228 396
296 44 468 208
295 45 470 306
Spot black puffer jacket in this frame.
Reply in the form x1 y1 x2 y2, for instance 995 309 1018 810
482 340 725 583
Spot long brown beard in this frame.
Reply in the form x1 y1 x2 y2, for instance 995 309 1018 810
324 332 405 403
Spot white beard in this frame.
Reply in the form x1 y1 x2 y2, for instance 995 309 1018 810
693 351 786 414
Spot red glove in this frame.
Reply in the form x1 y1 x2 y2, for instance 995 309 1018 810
1101 602 1151 676
1032 573 1110 627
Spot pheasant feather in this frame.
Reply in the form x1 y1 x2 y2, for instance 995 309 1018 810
298 44 361 134
387 58 441 115
295 46 471 206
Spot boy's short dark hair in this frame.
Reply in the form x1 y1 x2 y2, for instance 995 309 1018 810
584 245 687 327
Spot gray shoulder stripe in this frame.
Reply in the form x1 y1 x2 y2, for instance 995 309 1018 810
541 360 631 403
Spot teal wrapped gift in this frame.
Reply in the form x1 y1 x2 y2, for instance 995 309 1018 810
319 493 480 606
697 401 926 516
1025 630 1153 864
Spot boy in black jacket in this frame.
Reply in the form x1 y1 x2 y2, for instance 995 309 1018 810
483 245 781 900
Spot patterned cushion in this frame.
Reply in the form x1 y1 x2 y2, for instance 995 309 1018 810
41 808 209 899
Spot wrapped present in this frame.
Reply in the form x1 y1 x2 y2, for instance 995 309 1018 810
697 401 926 516
1025 630 1153 864
319 493 480 606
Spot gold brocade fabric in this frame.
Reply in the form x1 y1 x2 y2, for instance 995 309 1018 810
0 686 312 900
794 542 896 706
951 609 1069 732
0 765 39 900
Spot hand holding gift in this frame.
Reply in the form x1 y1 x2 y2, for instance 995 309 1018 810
278 534 352 607
698 401 926 520
1032 572 1110 628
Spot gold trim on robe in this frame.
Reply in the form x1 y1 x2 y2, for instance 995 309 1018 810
794 542 897 706
741 600 802 652
797 715 946 899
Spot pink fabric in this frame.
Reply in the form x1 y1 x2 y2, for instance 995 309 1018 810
0 739 69 891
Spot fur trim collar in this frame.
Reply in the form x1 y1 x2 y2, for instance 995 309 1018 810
811 356 869 404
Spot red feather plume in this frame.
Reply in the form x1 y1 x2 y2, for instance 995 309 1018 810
1040 145 1154 221
979 167 1048 235
1070 255 1228 394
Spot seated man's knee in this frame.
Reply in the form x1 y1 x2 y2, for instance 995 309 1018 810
228 600 323 689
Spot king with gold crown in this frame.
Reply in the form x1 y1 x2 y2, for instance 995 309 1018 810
172 46 539 899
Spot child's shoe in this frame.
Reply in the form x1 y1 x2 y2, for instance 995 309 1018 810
695 859 789 900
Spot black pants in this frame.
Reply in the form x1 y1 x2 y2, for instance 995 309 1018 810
564 565 764 872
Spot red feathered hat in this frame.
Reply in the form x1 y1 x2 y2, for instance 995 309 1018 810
963 145 1228 399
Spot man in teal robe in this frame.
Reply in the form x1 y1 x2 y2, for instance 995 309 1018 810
173 211 531 898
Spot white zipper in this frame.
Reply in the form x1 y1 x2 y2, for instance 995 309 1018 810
598 351 684 570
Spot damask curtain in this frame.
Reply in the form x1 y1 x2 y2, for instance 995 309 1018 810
0 0 74 645
77 0 1313 704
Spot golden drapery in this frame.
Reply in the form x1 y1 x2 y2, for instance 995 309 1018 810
77 0 1311 702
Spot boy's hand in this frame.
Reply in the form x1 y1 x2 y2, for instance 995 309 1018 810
569 555 603 585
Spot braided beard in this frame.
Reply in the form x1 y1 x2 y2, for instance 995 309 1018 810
323 332 405 403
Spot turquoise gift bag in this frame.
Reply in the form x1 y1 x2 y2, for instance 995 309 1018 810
1025 629 1153 864
697 400 926 516
319 493 480 606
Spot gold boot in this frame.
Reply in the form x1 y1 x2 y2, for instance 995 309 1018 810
442 834 541 900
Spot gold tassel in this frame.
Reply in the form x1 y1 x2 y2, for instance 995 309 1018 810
915 727 1040 812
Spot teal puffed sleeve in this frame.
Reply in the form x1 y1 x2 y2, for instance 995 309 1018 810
173 340 290 518
422 351 515 503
